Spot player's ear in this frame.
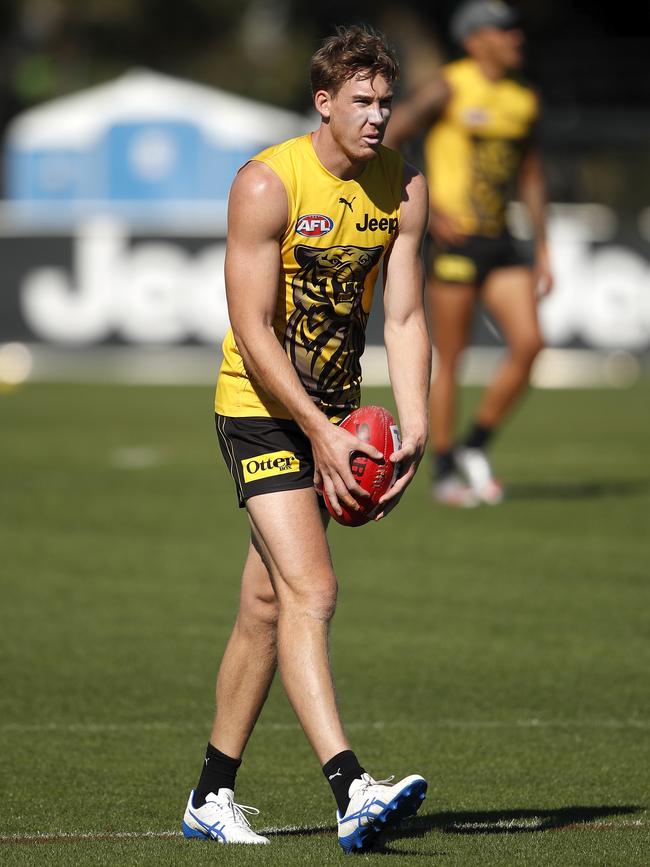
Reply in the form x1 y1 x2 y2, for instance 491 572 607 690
314 89 332 120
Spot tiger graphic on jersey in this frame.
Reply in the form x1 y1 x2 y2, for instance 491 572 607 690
284 243 383 410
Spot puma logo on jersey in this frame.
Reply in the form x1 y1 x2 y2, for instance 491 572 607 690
296 214 334 237
355 213 398 234
339 196 356 212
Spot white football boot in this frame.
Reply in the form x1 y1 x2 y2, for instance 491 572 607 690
432 473 479 508
182 789 269 844
337 773 427 853
455 447 504 505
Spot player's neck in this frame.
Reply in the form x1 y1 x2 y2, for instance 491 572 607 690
310 128 369 181
473 55 507 83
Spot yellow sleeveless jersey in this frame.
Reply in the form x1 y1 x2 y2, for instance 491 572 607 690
424 58 538 237
215 134 403 422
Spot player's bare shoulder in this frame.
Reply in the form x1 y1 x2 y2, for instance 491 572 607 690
228 160 288 239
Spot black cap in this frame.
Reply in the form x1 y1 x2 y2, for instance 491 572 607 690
450 0 520 44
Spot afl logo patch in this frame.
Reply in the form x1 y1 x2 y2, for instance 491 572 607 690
462 107 489 126
295 214 334 237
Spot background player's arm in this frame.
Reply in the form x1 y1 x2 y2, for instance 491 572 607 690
384 78 464 246
375 163 431 519
224 161 381 515
383 76 450 150
518 141 554 296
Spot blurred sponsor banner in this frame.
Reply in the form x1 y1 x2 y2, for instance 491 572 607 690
1 207 649 351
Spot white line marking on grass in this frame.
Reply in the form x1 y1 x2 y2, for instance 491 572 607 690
0 820 645 845
447 819 646 833
1 719 648 734
0 831 183 844
0 824 334 845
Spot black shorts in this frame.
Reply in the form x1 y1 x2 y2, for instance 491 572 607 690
431 232 531 288
215 414 319 508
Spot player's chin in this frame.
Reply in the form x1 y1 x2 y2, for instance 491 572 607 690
359 137 382 156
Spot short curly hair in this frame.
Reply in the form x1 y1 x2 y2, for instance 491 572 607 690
310 24 399 97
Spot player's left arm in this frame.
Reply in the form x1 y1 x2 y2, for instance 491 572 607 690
517 105 554 297
375 163 431 520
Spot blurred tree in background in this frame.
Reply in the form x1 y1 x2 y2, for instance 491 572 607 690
3 0 649 119
1 0 649 210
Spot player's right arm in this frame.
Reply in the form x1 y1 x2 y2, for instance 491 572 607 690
224 161 382 515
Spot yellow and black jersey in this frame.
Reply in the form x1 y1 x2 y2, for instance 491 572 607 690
216 133 404 422
424 58 538 237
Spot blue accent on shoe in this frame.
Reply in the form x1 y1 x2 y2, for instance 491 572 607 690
338 778 427 854
183 809 227 842
182 820 208 839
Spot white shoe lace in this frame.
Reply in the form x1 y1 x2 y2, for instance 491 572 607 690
223 799 260 829
358 773 395 792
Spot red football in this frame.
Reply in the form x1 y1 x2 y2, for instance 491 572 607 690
324 405 401 527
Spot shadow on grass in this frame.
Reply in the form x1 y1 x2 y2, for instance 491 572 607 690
266 805 644 857
506 480 650 501
391 804 643 838
268 805 643 856
368 804 644 856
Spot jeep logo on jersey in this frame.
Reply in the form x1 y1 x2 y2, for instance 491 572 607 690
296 214 334 237
355 214 398 234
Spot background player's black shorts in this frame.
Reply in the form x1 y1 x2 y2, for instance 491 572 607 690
431 232 532 289
215 414 318 508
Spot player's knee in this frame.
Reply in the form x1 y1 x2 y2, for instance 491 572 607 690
434 347 465 375
240 588 279 632
283 580 338 623
310 586 338 622
513 331 544 366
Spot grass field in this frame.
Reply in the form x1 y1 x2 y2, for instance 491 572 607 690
1 380 649 866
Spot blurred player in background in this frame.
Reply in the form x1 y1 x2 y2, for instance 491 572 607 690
181 26 431 852
385 0 553 506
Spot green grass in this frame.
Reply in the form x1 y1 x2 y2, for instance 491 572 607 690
1 381 648 866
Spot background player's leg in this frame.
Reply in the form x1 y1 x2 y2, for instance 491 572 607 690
245 487 349 764
428 279 476 451
209 535 279 758
474 266 544 428
455 266 544 504
428 279 478 505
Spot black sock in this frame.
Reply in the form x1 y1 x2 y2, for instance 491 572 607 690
322 750 365 815
434 449 456 480
193 743 242 808
464 422 494 451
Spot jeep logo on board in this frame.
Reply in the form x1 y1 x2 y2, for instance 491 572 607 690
295 214 334 237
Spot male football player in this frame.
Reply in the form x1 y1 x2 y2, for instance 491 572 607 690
181 25 431 853
385 0 553 506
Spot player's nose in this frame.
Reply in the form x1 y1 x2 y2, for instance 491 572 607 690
368 106 384 126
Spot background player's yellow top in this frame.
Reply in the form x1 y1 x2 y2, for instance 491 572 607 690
424 58 538 237
216 134 404 422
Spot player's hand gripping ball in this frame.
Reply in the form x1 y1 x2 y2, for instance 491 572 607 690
324 405 401 527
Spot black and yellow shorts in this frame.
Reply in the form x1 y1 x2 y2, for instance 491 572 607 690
431 232 531 288
215 414 318 508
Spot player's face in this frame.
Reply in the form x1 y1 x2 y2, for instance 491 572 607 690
325 73 393 163
482 26 525 70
